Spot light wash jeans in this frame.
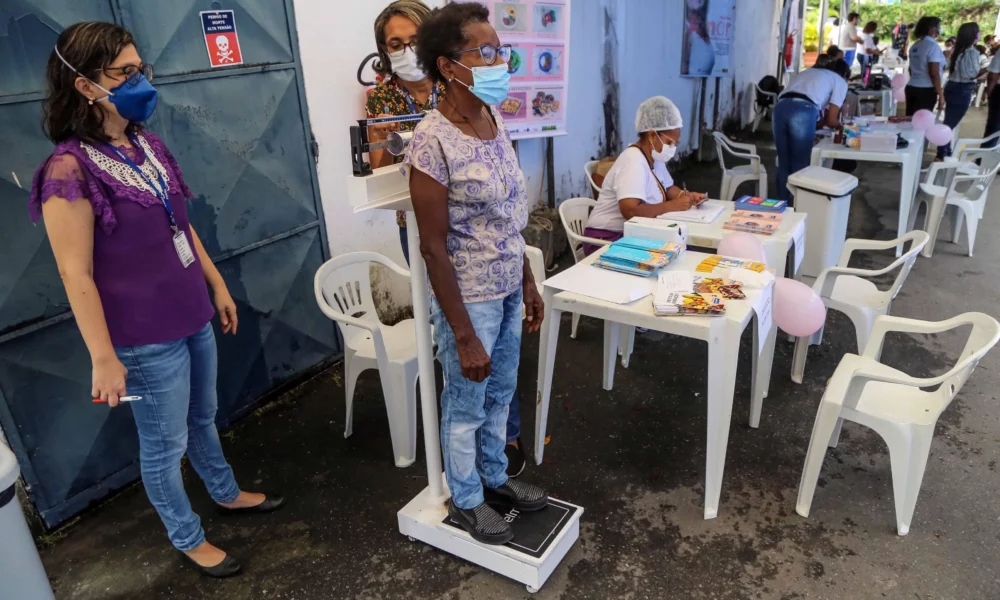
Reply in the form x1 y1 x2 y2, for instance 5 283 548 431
116 322 240 551
431 287 522 509
773 96 820 203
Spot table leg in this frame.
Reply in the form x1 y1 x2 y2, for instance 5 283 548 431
704 326 739 519
896 157 918 257
602 321 620 391
750 318 777 427
534 290 561 467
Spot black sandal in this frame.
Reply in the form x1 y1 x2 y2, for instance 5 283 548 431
180 552 243 578
217 493 285 515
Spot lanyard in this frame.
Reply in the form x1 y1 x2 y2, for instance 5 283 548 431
401 84 437 115
106 137 177 231
630 144 669 204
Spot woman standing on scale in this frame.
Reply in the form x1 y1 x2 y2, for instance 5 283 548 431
30 22 282 577
403 2 547 545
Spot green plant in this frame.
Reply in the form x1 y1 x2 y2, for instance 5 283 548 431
850 0 997 43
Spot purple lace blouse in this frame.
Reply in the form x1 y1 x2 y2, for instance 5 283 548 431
29 131 214 348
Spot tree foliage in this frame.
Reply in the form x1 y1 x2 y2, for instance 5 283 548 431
803 0 998 52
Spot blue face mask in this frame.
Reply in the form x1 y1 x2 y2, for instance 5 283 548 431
451 60 511 105
54 45 159 123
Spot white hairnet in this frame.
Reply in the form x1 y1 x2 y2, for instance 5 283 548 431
635 96 683 132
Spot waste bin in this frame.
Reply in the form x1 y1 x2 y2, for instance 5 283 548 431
787 166 859 278
0 442 55 600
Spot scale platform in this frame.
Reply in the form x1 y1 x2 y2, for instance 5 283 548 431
398 485 583 593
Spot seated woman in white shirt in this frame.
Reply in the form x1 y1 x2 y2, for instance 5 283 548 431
582 96 706 254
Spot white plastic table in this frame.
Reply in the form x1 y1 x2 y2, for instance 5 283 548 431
659 206 807 279
810 128 924 256
533 249 777 520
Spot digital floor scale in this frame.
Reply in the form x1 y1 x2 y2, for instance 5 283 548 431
347 154 583 593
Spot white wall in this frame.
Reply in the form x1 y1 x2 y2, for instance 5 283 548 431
293 0 781 301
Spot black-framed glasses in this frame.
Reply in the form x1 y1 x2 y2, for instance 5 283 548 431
454 43 512 66
104 63 154 85
386 39 418 57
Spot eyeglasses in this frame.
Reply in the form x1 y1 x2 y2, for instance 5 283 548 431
454 43 512 66
386 39 417 57
104 63 154 85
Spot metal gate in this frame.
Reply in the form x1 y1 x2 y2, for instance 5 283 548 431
0 0 340 527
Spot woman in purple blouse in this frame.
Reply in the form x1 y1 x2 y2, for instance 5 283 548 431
30 22 282 578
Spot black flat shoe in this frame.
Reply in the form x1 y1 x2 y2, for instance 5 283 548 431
448 502 514 545
217 493 285 515
181 552 243 578
484 480 548 512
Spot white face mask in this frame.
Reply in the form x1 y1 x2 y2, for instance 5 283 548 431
652 132 677 162
389 47 425 82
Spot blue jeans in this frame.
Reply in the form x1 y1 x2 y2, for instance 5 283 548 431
431 287 522 509
938 81 976 159
844 49 856 67
773 97 820 203
116 323 240 551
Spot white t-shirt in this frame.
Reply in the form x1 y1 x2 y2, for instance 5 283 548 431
586 146 674 232
908 36 947 88
862 33 877 55
840 22 858 50
780 68 849 109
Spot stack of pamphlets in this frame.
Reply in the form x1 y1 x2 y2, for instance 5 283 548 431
723 209 782 236
595 237 685 277
734 196 787 213
695 255 767 273
652 271 744 317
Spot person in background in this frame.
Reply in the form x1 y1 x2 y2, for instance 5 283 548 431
944 37 956 61
981 44 1000 147
938 23 987 160
839 12 863 67
406 1 548 545
893 21 911 59
583 96 707 254
682 0 715 76
978 44 991 69
825 45 845 62
773 57 851 203
828 18 841 52
366 0 447 266
905 17 946 115
859 21 884 73
31 22 283 578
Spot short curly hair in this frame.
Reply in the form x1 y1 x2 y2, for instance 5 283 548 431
414 2 490 84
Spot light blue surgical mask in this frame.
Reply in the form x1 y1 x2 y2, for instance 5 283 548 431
451 60 511 105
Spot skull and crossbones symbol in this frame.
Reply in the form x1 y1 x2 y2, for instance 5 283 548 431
215 35 235 63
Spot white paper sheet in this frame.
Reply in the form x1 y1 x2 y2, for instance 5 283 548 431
656 199 727 224
748 283 774 355
656 270 694 293
792 222 805 273
543 264 652 305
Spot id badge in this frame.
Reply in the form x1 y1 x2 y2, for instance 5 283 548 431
172 230 196 268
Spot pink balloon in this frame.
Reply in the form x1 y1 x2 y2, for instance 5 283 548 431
892 87 906 103
912 109 935 132
718 232 767 264
926 123 953 146
891 73 907 90
773 278 826 337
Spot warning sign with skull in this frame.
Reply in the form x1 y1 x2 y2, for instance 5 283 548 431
200 10 243 68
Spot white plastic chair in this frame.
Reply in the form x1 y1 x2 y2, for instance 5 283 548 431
910 149 1000 258
557 197 636 366
753 83 778 132
791 231 929 384
796 312 1000 535
948 130 1000 176
584 160 602 196
314 252 420 467
712 132 767 202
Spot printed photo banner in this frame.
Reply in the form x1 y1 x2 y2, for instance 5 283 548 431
457 0 571 140
680 0 735 78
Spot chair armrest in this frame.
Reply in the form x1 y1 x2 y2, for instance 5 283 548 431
725 140 759 154
569 233 613 249
836 236 926 268
814 266 877 299
314 299 381 333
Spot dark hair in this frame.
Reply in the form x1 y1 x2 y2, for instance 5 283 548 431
913 16 940 39
372 0 433 78
414 2 490 83
848 12 859 22
820 58 851 80
986 34 995 42
863 21 878 34
42 22 139 145
977 44 987 54
950 23 979 73
825 44 842 58
833 18 840 27
946 37 956 45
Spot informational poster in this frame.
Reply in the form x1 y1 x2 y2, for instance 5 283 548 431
680 0 735 77
200 10 244 68
467 0 570 140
